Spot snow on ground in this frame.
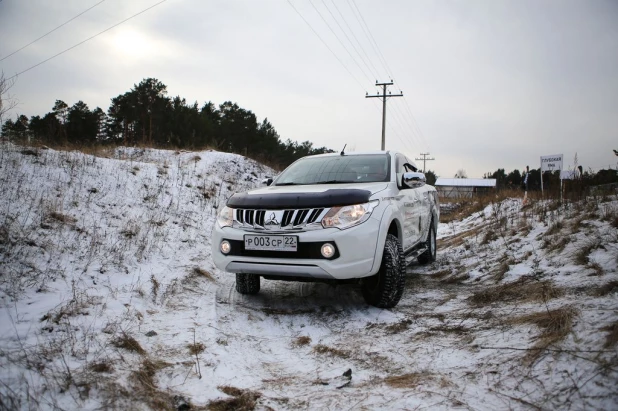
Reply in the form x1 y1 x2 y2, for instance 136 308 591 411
0 143 617 410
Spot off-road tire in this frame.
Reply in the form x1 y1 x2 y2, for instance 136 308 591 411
361 234 406 308
418 219 436 265
235 273 260 294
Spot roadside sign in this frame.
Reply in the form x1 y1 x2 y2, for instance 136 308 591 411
541 154 563 172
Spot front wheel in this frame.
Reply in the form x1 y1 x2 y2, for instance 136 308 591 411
235 273 260 294
418 219 436 265
362 234 406 308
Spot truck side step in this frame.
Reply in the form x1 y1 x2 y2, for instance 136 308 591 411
404 246 427 266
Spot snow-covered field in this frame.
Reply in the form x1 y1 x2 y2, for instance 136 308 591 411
0 144 616 410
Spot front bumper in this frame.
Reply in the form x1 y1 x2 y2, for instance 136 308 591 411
211 217 381 280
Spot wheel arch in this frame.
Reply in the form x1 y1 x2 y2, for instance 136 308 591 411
370 215 403 274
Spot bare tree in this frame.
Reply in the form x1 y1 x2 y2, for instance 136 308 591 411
455 169 468 179
0 72 17 126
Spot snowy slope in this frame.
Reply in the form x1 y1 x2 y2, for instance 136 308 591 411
0 143 616 410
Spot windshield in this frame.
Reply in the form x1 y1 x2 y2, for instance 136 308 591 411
274 154 390 186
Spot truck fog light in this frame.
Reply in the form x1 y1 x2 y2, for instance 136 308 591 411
321 243 335 258
220 240 231 255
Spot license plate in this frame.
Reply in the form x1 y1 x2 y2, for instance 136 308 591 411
244 235 297 252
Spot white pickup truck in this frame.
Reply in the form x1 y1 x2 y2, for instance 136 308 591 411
212 150 439 308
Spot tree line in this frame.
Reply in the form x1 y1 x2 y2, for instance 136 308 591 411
484 166 618 192
0 78 333 168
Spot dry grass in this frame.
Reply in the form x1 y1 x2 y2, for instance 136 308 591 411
544 220 564 237
593 280 618 297
542 236 571 253
468 277 563 306
89 361 114 373
187 342 206 356
491 257 513 281
209 386 262 411
192 267 215 281
385 319 413 334
384 371 433 389
292 336 311 347
572 239 600 266
112 333 146 355
48 211 77 224
129 358 175 410
312 344 350 359
430 269 452 280
510 307 577 363
439 226 485 248
440 273 470 284
600 321 618 349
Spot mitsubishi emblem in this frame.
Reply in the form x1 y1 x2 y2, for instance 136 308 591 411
265 212 279 227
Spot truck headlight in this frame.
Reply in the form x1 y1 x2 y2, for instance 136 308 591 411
321 200 379 230
217 206 234 228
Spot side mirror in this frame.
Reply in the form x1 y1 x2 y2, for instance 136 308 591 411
261 177 273 186
402 172 426 189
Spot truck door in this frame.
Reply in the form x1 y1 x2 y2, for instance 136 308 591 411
397 154 420 251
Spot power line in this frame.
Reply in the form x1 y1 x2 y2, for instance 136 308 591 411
1 0 107 62
347 0 392 78
321 0 377 80
309 0 373 83
6 0 168 81
329 0 382 79
287 0 366 91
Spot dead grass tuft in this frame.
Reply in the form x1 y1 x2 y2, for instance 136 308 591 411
89 361 114 373
572 239 600 266
511 307 577 362
384 371 433 389
430 269 452 280
292 336 311 347
385 319 412 334
491 257 512 281
593 280 618 297
469 277 562 306
48 211 77 224
542 236 571 253
187 342 206 356
312 344 350 359
130 358 174 410
439 225 485 248
544 220 564 237
192 267 215 281
480 229 498 245
112 333 146 355
440 273 470 284
210 386 262 411
600 321 618 349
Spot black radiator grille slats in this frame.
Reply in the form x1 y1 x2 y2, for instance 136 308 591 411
282 210 293 227
234 208 326 230
307 208 323 224
293 209 309 226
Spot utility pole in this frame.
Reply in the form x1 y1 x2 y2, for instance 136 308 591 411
415 152 435 172
366 80 403 150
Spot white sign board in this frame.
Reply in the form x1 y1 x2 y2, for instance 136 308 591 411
540 154 563 172
560 170 579 180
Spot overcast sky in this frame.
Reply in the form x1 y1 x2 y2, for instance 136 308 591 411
1 0 617 178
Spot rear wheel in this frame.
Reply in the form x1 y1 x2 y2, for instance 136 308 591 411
418 219 436 264
235 273 260 294
362 234 406 308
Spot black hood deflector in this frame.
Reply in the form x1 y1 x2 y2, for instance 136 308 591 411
226 189 372 209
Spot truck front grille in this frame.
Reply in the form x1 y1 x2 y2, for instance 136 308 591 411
234 208 327 231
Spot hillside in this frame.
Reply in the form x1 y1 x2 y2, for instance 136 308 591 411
0 144 617 410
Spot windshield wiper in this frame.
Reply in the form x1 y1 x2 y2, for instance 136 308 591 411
275 182 301 186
